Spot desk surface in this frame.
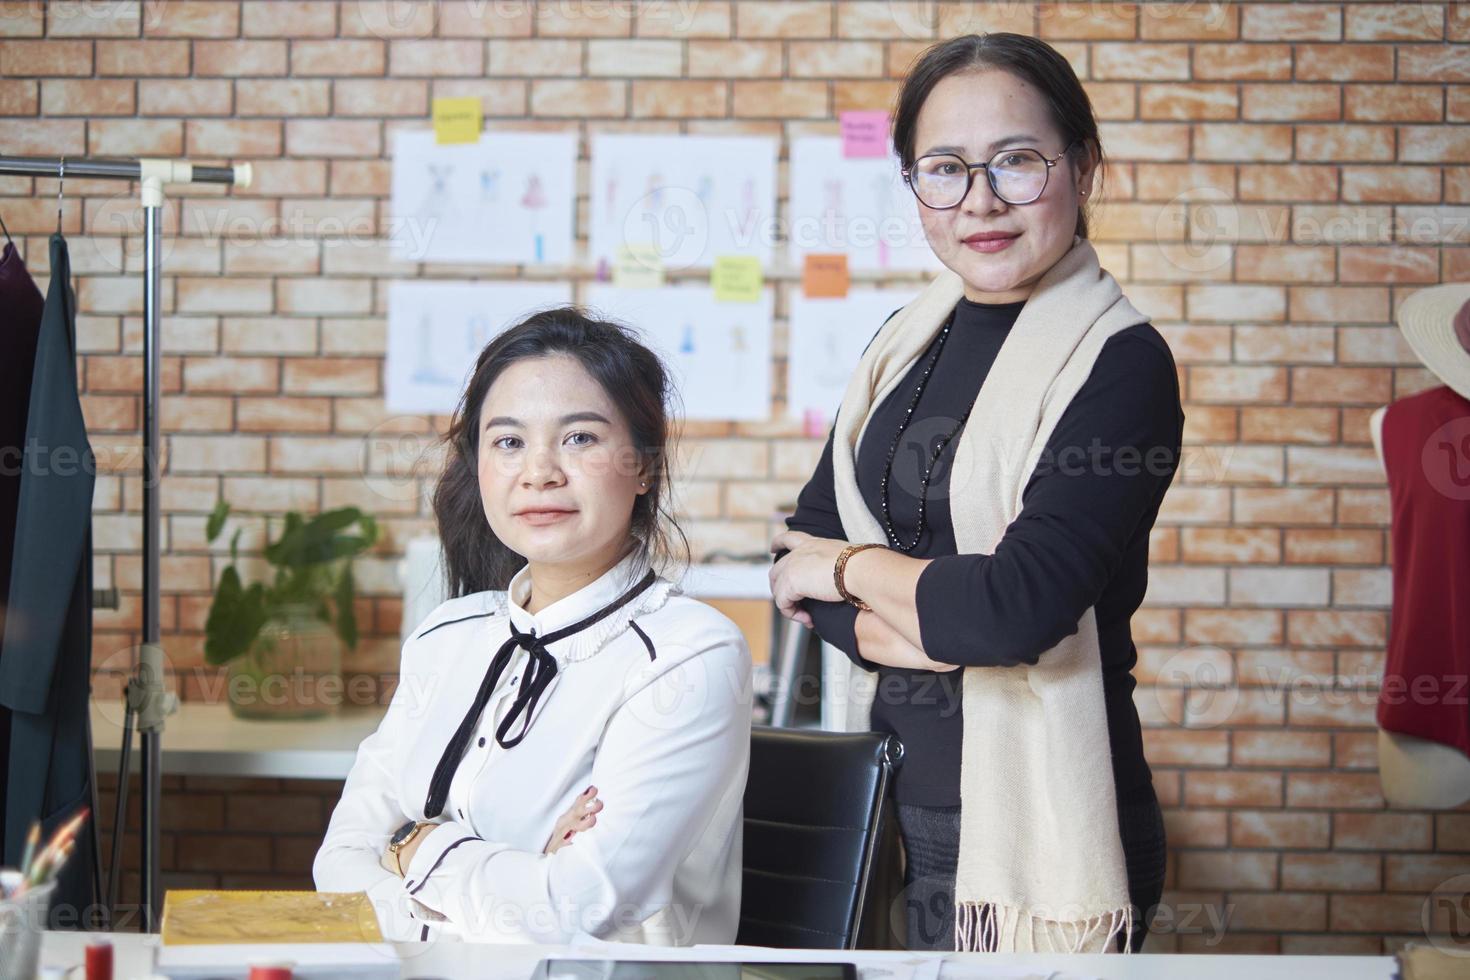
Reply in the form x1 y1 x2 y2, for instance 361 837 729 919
40 931 1399 980
91 700 386 781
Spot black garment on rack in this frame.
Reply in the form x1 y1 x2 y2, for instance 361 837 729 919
0 238 45 850
0 233 99 927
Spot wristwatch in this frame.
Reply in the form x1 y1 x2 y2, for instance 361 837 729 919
387 819 430 877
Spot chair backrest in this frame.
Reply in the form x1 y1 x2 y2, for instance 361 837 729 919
736 726 903 949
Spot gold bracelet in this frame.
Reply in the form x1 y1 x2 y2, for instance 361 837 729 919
834 543 884 611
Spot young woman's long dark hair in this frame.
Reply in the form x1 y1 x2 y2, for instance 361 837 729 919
432 306 689 597
891 32 1105 239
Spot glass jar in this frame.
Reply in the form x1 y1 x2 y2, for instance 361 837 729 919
226 603 342 720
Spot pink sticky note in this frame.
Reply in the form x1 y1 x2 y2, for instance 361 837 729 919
841 110 890 158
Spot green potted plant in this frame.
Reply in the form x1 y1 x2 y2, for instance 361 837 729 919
204 500 379 720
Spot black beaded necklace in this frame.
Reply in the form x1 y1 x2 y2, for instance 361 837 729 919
879 309 971 553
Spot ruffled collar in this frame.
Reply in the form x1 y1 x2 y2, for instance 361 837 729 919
492 546 678 666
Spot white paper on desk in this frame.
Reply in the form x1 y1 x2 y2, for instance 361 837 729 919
390 129 577 266
157 941 399 979
584 284 774 421
386 279 573 414
787 137 941 273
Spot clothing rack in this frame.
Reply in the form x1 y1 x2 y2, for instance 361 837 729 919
0 155 251 932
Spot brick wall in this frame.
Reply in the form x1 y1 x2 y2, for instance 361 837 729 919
4 0 1469 955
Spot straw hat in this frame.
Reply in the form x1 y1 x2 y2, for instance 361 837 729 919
1395 283 1470 401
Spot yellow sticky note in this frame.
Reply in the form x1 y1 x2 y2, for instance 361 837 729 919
803 254 850 298
613 244 665 288
711 255 762 303
432 97 481 145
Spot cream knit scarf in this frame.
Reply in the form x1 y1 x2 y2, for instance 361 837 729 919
829 237 1146 953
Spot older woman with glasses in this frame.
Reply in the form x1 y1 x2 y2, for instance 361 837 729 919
770 34 1184 954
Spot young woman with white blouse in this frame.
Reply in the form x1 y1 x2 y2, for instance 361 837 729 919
314 309 753 945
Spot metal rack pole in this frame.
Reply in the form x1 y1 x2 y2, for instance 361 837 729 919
0 155 251 931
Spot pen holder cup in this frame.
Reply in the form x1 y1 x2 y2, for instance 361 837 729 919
0 868 57 980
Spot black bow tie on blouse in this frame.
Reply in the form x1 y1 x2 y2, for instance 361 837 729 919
423 568 657 819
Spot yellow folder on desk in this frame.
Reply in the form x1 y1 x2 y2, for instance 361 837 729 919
161 890 384 945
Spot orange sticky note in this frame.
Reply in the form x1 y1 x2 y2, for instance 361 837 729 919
803 254 849 299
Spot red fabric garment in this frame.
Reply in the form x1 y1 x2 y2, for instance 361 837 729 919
1378 384 1470 758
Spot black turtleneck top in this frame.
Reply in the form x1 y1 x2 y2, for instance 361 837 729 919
786 296 1185 805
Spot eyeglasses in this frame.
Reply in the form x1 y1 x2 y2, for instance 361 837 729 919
902 138 1082 209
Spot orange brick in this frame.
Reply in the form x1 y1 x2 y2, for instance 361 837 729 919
1243 83 1341 121
0 78 36 114
1036 2 1135 39
1287 609 1387 646
1234 248 1337 285
438 0 536 38
1195 123 1293 161
1243 3 1341 41
40 78 134 115
143 0 239 37
1238 164 1339 202
687 39 782 77
736 1 831 38
1240 407 1338 445
631 80 728 118
1184 608 1284 646
1296 44 1395 81
1232 810 1331 849
1138 83 1238 121
1291 366 1393 404
1139 3 1238 41
1234 487 1337 526
186 119 283 157
0 39 92 75
340 0 436 38
537 1 635 37
1282 853 1381 892
1347 4 1445 42
1092 42 1189 80
1401 125 1470 163
1178 850 1278 890
734 81 827 118
1342 245 1441 285
1330 894 1429 933
832 80 899 114
88 119 184 156
334 79 428 117
241 1 337 37
1180 528 1281 564
389 39 485 76
97 39 183 77
1193 43 1291 81
1337 813 1433 850
1293 284 1393 322
531 79 626 117
1400 44 1470 83
1188 366 1287 403
236 79 331 117
282 358 380 396
194 40 289 77
1345 84 1444 122
291 39 385 76
789 40 883 78
285 120 382 158
140 79 233 116
1297 124 1396 162
1230 893 1329 932
1184 770 1283 807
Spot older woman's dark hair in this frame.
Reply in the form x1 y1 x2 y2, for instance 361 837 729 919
432 307 689 597
892 32 1104 239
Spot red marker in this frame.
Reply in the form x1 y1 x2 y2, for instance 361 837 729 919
248 965 293 980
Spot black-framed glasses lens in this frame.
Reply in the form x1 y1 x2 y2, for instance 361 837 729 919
911 149 1050 208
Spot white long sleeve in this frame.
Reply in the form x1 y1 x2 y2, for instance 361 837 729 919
313 552 751 945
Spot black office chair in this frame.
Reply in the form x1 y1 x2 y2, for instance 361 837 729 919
736 726 903 949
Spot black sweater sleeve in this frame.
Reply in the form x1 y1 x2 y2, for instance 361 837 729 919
783 426 869 668
915 333 1184 667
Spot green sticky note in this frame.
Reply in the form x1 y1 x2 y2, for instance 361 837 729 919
711 255 762 303
432 97 482 145
613 244 665 288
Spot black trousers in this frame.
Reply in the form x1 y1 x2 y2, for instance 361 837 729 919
896 783 1168 952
